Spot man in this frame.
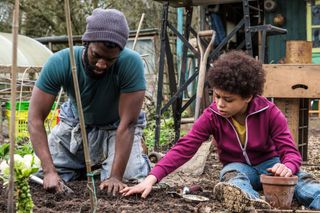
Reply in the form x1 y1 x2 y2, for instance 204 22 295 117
28 8 150 195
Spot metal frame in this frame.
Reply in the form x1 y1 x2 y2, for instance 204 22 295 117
154 2 199 151
154 0 287 150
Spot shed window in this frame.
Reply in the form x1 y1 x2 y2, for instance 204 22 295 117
307 0 320 63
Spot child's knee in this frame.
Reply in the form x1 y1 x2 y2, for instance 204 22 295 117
221 171 239 182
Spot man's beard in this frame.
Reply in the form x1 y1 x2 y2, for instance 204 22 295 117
83 47 108 79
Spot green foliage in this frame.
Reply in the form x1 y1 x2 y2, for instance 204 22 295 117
15 141 34 157
0 141 33 161
143 93 176 150
0 154 40 213
0 141 36 212
144 115 176 150
0 1 13 32
0 143 10 160
0 0 167 39
103 0 164 30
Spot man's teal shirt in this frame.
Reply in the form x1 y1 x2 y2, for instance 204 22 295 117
36 46 146 126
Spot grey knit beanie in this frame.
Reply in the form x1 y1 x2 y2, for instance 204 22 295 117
82 8 129 49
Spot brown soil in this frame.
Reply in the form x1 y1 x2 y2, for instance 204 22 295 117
1 117 320 213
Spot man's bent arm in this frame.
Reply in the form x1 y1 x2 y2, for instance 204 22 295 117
28 86 57 174
110 90 145 180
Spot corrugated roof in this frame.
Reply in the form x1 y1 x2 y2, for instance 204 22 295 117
0 32 52 66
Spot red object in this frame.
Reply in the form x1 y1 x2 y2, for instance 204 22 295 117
56 109 60 124
182 184 202 194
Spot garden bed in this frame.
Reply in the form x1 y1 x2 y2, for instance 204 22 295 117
1 117 320 212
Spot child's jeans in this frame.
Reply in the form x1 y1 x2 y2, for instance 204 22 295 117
220 157 320 209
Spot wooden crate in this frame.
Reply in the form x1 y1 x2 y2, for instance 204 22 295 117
263 64 320 98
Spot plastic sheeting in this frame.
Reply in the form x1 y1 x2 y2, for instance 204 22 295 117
0 32 52 66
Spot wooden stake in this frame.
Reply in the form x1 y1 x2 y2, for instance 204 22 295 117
64 0 95 211
132 13 145 51
8 0 19 212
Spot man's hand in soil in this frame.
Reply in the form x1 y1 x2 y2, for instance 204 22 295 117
43 172 64 193
120 175 157 198
100 177 127 196
266 163 293 177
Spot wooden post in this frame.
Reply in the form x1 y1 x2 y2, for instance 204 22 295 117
273 99 300 144
64 0 96 210
285 41 312 64
275 41 312 158
8 0 20 212
132 13 145 51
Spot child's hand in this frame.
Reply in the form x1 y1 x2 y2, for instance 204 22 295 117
120 175 157 198
266 163 292 177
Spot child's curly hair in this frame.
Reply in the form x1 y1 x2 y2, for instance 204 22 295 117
207 51 266 98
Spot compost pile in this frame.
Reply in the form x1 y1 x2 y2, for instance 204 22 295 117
1 117 320 213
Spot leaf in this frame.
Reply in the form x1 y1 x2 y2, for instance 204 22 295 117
0 143 9 159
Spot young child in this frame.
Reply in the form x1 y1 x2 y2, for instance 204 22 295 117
120 51 320 212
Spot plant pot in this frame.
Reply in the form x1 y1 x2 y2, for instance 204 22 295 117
260 174 298 209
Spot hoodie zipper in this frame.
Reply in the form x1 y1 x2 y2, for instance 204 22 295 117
210 105 269 165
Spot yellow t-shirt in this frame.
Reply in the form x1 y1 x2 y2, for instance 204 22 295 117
231 118 246 146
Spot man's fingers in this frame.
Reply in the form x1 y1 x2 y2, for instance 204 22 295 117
44 181 63 193
45 186 56 193
107 184 113 195
112 184 119 196
99 182 106 190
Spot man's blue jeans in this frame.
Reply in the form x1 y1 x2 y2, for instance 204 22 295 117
220 157 320 209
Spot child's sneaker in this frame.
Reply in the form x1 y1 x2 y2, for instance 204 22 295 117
214 182 271 213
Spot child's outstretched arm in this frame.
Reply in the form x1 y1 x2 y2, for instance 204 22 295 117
120 175 157 198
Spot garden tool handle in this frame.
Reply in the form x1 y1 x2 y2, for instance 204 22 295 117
198 30 214 37
30 174 43 185
194 30 216 119
30 174 74 193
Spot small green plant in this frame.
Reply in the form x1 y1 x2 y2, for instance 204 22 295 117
0 140 33 160
15 141 34 156
144 116 176 150
143 94 189 150
0 143 10 160
0 154 40 213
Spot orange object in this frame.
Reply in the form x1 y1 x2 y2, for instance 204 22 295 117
260 174 298 209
